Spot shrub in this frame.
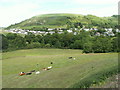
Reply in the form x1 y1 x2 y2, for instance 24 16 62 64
26 42 41 49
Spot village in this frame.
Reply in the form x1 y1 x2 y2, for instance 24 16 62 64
5 27 119 36
5 28 62 35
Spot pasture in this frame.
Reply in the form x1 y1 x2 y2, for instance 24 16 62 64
2 49 118 88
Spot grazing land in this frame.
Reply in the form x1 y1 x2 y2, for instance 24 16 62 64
91 74 119 88
2 49 118 88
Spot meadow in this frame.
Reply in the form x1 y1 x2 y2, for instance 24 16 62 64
2 49 118 88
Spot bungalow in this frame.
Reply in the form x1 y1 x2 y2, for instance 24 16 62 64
67 30 72 33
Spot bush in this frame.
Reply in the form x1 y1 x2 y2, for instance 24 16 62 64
44 44 51 48
83 42 93 53
26 42 41 49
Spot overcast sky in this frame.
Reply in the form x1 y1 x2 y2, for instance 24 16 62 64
0 0 119 27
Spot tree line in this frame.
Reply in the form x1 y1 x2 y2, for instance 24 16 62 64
1 30 120 53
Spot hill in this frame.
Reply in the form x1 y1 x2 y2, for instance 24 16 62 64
6 13 118 30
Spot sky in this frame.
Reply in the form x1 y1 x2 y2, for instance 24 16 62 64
0 0 119 27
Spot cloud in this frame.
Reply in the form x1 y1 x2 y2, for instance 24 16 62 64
0 1 41 27
74 0 119 5
0 0 119 27
69 5 118 17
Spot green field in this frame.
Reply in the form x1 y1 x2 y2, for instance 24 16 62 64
2 49 118 88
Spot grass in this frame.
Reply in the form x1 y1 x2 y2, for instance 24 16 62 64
90 74 119 88
2 49 118 88
6 13 117 30
20 25 66 30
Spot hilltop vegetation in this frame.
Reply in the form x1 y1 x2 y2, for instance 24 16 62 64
6 13 118 30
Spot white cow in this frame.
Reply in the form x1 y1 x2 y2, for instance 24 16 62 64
35 71 40 74
48 66 52 69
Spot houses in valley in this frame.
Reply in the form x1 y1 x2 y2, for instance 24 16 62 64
5 27 119 36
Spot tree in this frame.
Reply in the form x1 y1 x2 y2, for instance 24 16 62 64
26 42 41 49
6 33 17 40
70 40 82 49
83 42 93 53
14 36 26 49
78 30 91 49
61 33 74 48
1 34 8 50
92 36 112 53
54 40 61 48
111 33 120 52
25 34 36 44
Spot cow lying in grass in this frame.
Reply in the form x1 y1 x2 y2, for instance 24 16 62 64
19 72 25 76
68 57 76 60
42 66 53 71
51 62 53 64
19 72 32 76
42 68 50 71
19 66 52 76
30 70 35 72
26 72 32 75
68 57 73 59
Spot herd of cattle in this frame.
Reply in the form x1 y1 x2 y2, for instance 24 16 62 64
19 57 76 76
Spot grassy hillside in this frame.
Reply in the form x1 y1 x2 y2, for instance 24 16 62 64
2 49 118 88
91 74 118 88
6 13 118 30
